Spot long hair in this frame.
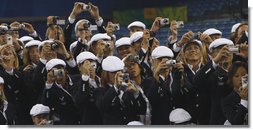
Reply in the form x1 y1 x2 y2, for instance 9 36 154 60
0 44 19 69
101 70 110 88
227 61 248 89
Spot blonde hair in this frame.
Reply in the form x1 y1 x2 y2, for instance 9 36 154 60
23 46 38 66
0 44 19 69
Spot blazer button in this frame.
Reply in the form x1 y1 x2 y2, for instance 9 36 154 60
123 116 126 120
196 104 199 107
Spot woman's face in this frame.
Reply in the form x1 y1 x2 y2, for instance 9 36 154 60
235 24 248 43
184 43 202 62
94 40 105 56
1 48 15 64
232 66 247 90
29 46 40 64
117 45 133 59
32 114 49 125
126 62 141 79
47 26 65 43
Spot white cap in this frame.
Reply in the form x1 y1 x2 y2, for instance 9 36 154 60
127 21 146 30
19 36 34 44
209 38 234 52
88 33 111 46
169 108 191 124
203 28 222 36
38 40 54 49
183 40 202 51
24 40 42 48
76 51 98 64
231 23 241 33
69 41 78 53
102 56 124 72
74 19 90 33
130 32 143 43
45 58 66 71
0 76 4 84
127 121 144 125
30 104 50 117
115 37 131 48
151 46 174 59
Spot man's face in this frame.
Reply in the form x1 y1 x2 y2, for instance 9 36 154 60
131 38 142 54
76 21 92 41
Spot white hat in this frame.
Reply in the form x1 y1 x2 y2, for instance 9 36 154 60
203 28 222 36
74 19 90 33
209 38 234 52
102 56 124 72
127 121 144 125
231 23 241 33
151 46 174 59
45 58 66 71
127 21 146 30
38 40 54 49
30 104 50 117
169 108 191 124
69 41 78 53
183 40 202 51
24 40 42 48
88 33 111 46
130 32 143 43
0 76 4 84
76 51 98 64
115 37 131 48
19 36 34 44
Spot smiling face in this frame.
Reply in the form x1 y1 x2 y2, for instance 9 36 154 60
117 45 133 59
184 42 202 63
29 46 40 64
232 66 247 90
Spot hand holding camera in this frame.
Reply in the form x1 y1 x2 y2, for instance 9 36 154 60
88 2 101 21
213 45 230 64
114 71 124 87
177 31 194 47
199 33 213 44
237 41 248 58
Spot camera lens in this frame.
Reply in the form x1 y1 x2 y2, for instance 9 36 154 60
51 43 58 50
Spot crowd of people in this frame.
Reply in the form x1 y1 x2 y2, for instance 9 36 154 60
0 2 248 125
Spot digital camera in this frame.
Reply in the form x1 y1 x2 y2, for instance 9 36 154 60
18 24 26 29
228 46 239 53
166 60 176 67
0 26 8 35
82 3 91 11
241 75 248 88
112 23 120 30
90 62 97 69
176 21 184 28
128 54 139 63
50 42 59 50
160 18 170 26
53 69 65 78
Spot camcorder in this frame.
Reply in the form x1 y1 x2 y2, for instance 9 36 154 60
166 60 177 67
53 69 65 78
228 45 239 53
160 18 170 26
241 74 248 88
